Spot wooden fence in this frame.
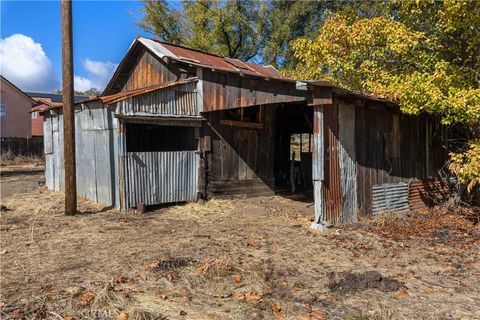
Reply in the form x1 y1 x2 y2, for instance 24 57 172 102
1 137 44 156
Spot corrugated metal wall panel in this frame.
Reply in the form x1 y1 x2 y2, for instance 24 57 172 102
409 178 450 211
338 103 357 223
312 106 325 224
44 102 118 207
312 106 324 181
372 182 409 214
118 82 198 117
323 104 343 224
126 151 199 207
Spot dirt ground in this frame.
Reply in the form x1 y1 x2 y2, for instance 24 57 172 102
1 165 479 320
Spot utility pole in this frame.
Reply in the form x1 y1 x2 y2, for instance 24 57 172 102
61 0 77 215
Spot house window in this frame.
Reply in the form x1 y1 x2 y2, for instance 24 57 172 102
32 111 38 119
0 102 5 118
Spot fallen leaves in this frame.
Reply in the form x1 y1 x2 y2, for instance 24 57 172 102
235 291 262 304
232 274 241 284
196 261 210 275
393 289 410 298
166 272 175 282
117 311 128 320
271 303 286 319
79 291 95 306
309 310 327 320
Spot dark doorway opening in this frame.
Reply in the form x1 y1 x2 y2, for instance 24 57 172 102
126 122 197 152
274 103 314 198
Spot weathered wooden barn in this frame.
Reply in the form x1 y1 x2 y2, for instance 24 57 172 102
42 37 449 227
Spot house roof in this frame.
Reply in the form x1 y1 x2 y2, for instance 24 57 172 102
0 75 36 104
149 39 282 78
103 37 286 95
27 92 91 103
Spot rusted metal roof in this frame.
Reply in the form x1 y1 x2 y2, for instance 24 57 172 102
31 98 63 113
138 37 283 79
99 77 197 105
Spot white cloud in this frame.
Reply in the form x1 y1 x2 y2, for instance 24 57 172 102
0 34 59 92
74 59 117 92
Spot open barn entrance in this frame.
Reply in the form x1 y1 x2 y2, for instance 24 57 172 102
274 103 314 198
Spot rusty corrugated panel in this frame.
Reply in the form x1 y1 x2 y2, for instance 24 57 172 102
408 178 450 211
146 39 283 79
323 104 343 224
372 182 409 214
338 103 357 223
125 151 199 207
312 106 325 224
101 78 197 105
117 81 198 117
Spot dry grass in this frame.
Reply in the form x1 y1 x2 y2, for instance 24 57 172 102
1 168 479 319
0 151 44 166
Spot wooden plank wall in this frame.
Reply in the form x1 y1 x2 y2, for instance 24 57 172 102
353 98 448 215
203 105 276 188
201 70 306 111
121 50 187 92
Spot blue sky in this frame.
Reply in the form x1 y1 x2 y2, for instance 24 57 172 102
0 0 159 93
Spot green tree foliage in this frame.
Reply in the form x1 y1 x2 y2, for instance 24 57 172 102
139 0 391 67
138 0 266 61
290 1 480 186
450 140 480 191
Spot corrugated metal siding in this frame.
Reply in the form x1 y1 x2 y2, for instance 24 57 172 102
323 104 343 224
43 114 54 190
43 102 118 207
338 103 357 223
126 151 199 207
353 96 448 215
409 178 450 211
117 82 198 117
312 106 325 223
372 182 409 214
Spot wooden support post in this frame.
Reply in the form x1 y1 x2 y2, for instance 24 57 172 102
61 0 77 215
290 151 296 193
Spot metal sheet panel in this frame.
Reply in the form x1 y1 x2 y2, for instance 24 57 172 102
312 106 324 181
323 104 343 224
372 182 409 214
118 82 198 117
139 37 282 79
44 115 53 154
338 103 358 223
126 151 199 207
409 178 450 211
45 154 54 190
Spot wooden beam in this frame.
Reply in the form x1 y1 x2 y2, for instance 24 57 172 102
308 86 333 106
220 119 264 129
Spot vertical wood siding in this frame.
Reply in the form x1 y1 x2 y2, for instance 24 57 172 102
122 50 180 92
353 98 448 215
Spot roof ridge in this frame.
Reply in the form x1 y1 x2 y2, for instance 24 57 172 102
142 36 258 65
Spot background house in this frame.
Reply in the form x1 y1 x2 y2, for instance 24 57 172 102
0 75 35 138
27 92 90 137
